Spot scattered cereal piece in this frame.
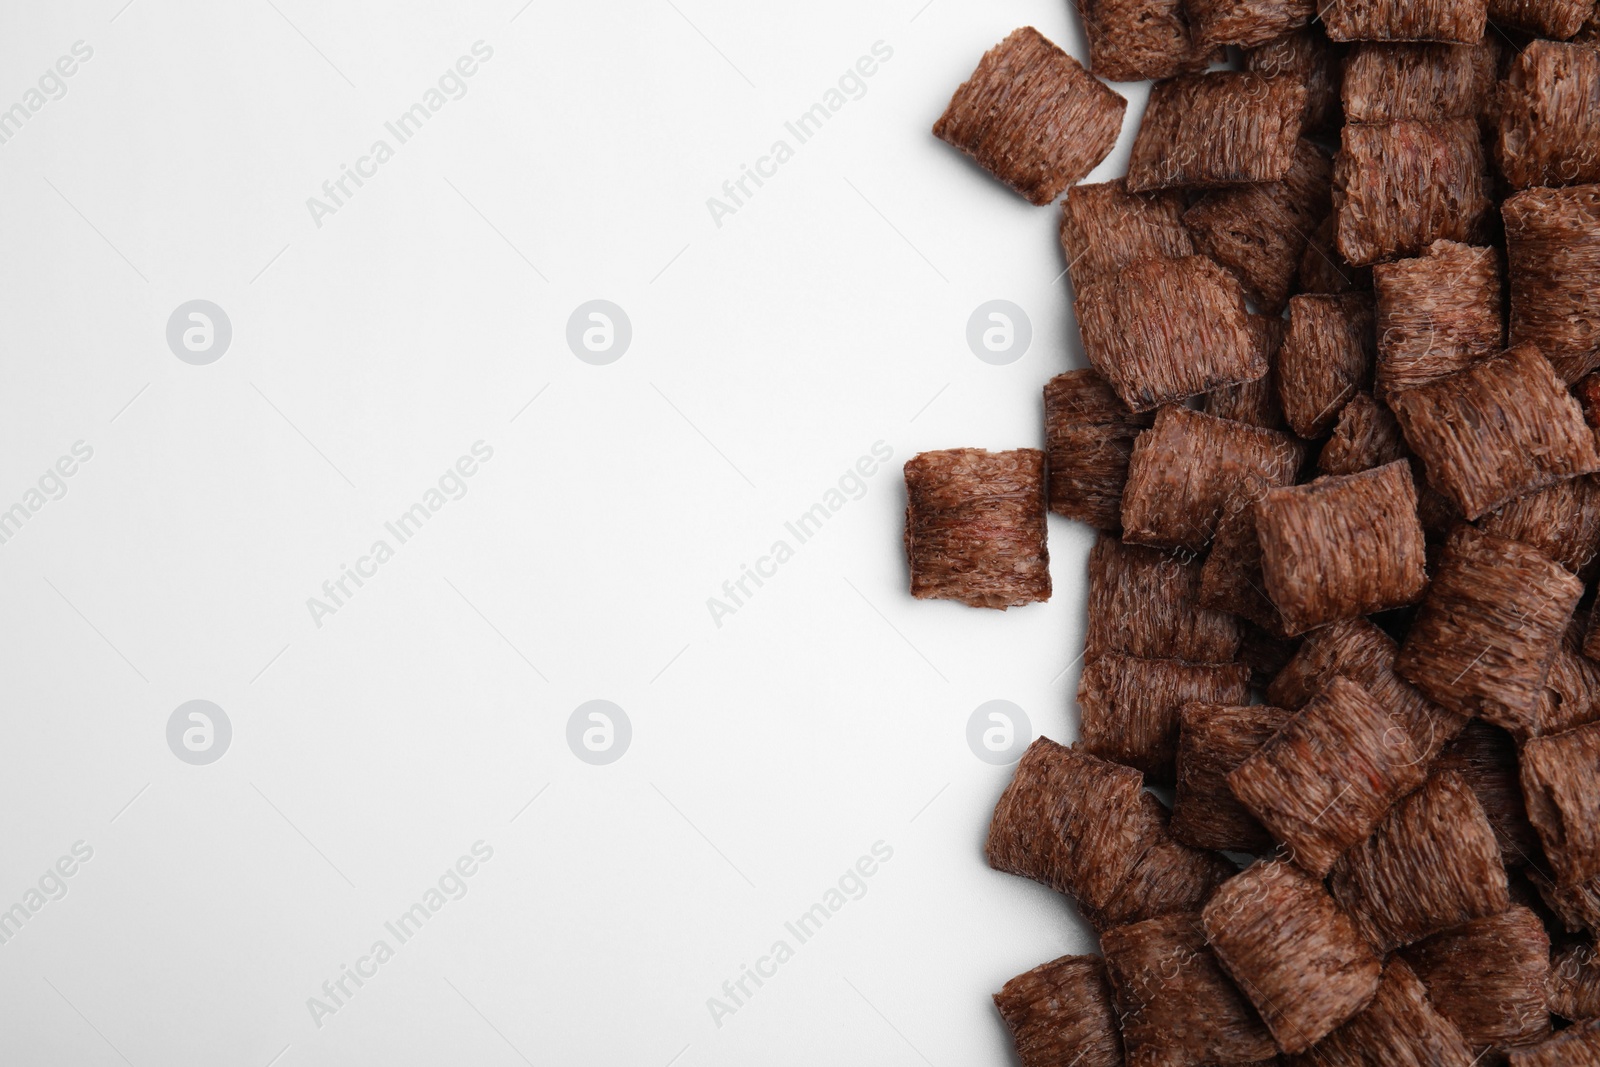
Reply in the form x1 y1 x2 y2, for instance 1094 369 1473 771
1322 0 1486 43
1342 41 1498 123
1318 393 1408 475
1077 255 1265 412
1497 41 1600 192
1521 721 1600 887
1503 183 1600 383
1389 343 1600 520
1202 859 1383 1053
1373 240 1505 397
1121 406 1303 552
904 448 1051 609
1334 118 1491 265
993 955 1125 1067
1401 907 1552 1057
1126 72 1306 192
1079 0 1216 81
933 28 1127 205
1255 461 1428 635
1398 527 1582 733
1229 676 1428 876
984 738 1152 910
1329 772 1509 953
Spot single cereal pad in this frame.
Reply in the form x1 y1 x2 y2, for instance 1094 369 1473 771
1255 460 1428 635
1229 676 1428 876
1521 721 1600 887
1497 41 1600 192
933 28 1127 205
1059 180 1194 296
1373 240 1505 397
1077 255 1265 412
1402 907 1553 1057
1276 292 1377 437
904 448 1050 609
1126 72 1306 192
1389 342 1600 520
1334 118 1490 266
1504 184 1600 384
993 955 1124 1067
1202 859 1383 1053
1085 536 1242 663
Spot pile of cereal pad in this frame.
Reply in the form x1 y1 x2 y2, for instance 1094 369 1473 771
910 8 1600 1065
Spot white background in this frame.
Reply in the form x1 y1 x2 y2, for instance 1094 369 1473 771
0 1 1152 1063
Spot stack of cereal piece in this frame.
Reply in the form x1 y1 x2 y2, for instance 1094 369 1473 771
918 15 1600 1065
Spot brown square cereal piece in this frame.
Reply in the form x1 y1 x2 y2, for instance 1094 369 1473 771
1183 139 1334 315
984 738 1153 909
1246 26 1345 132
1202 859 1383 1053
1077 653 1252 781
1402 907 1553 1057
1125 73 1307 193
1508 1016 1600 1066
904 448 1049 609
1389 343 1600 520
1269 615 1468 763
1121 406 1303 552
1435 720 1543 869
1480 476 1600 576
1255 461 1427 634
1205 317 1288 430
1551 941 1600 1023
1043 371 1155 531
1319 393 1408 475
1277 292 1377 437
1102 914 1279 1065
1085 536 1242 663
1058 180 1194 296
1504 184 1600 384
1077 256 1265 412
1334 119 1491 266
1285 959 1475 1067
1329 772 1509 953
993 955 1124 1067
1188 0 1314 51
1491 0 1592 39
933 28 1127 206
1342 42 1498 124
1322 0 1485 42
1522 721 1600 887
1173 702 1296 852
1299 211 1373 294
1373 240 1505 397
1198 472 1286 633
1083 792 1240 929
1229 676 1428 876
1079 0 1216 82
1398 527 1582 733
1498 42 1600 192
